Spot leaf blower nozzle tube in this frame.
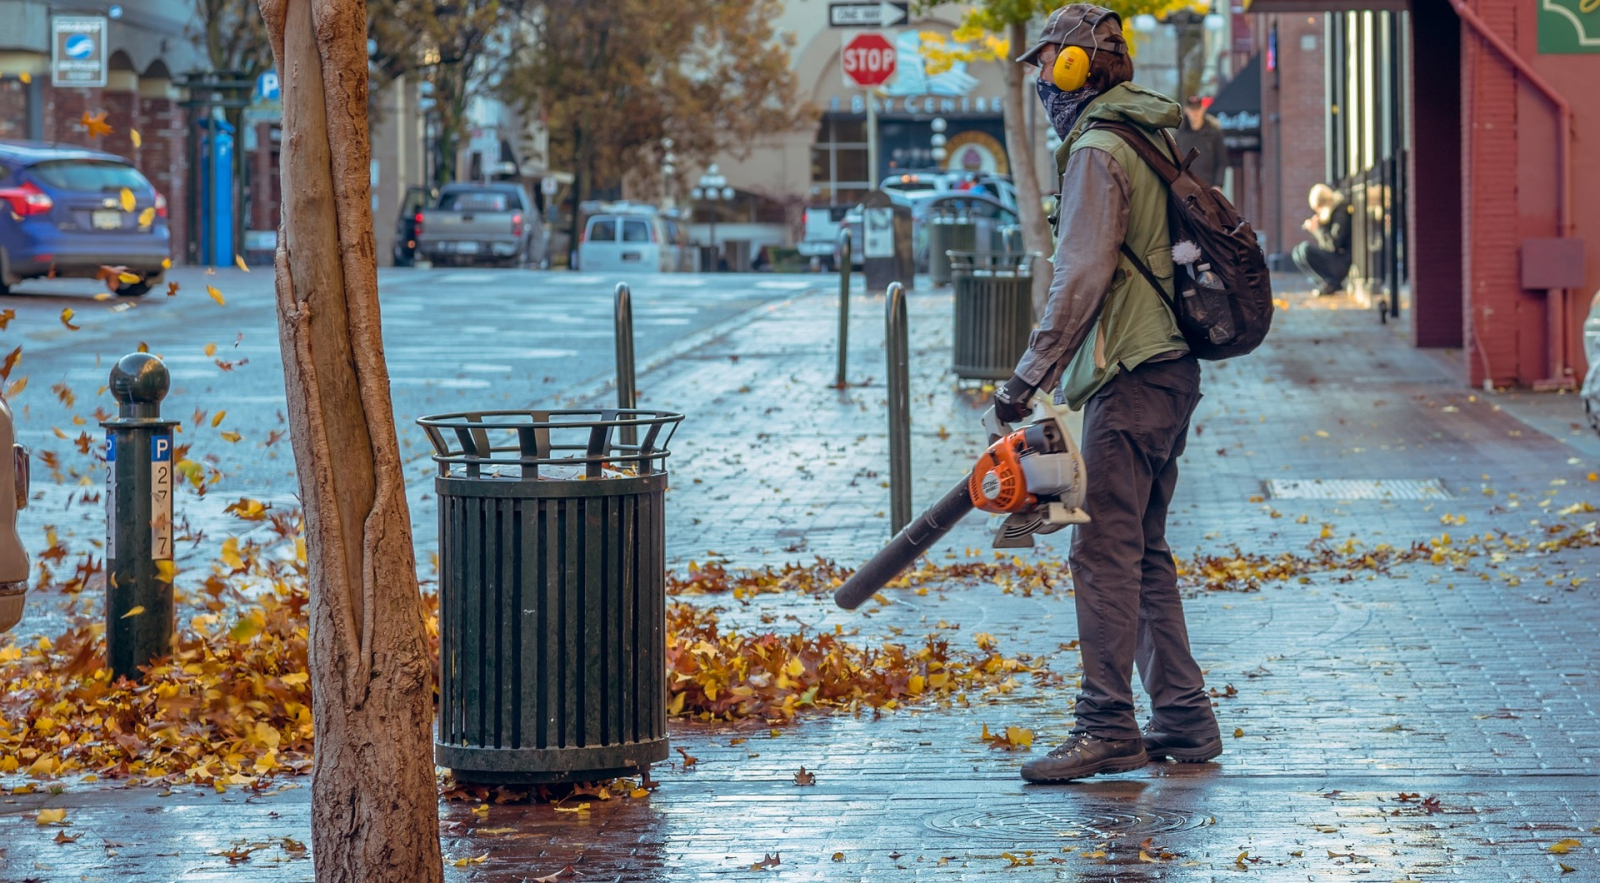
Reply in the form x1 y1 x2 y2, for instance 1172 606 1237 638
833 477 976 610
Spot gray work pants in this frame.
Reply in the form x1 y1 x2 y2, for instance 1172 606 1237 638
1069 355 1218 742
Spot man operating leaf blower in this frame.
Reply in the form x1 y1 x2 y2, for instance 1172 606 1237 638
834 3 1271 783
993 4 1223 782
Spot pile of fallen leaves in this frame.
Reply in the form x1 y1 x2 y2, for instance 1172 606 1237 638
0 522 316 789
667 603 1033 721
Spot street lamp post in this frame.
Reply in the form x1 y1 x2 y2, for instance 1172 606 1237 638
661 137 676 210
691 164 735 272
930 117 948 170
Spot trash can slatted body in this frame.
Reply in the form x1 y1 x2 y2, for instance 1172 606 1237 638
420 409 681 784
928 219 978 286
951 252 1035 381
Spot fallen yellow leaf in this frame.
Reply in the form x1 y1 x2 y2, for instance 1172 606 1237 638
35 808 65 825
452 853 489 867
1550 838 1581 855
553 802 590 813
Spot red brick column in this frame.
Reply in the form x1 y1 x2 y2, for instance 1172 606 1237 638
138 87 188 266
1256 13 1327 263
1459 0 1532 387
0 78 30 140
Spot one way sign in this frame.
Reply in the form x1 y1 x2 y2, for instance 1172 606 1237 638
829 1 909 28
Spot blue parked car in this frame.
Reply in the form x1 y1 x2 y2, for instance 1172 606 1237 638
0 140 171 297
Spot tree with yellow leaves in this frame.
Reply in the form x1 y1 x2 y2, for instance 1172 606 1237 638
913 1 1196 316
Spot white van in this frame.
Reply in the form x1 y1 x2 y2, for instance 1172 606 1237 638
577 212 672 272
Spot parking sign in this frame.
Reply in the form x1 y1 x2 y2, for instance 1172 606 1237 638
52 16 107 88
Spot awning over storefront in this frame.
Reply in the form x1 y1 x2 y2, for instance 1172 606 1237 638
1244 0 1406 10
1210 55 1262 152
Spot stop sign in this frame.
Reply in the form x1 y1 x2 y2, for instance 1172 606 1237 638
841 33 897 88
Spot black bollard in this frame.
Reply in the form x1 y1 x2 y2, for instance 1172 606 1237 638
100 353 177 681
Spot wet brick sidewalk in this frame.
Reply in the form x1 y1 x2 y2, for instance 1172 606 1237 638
0 279 1597 881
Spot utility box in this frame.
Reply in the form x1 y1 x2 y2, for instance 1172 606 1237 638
861 190 914 293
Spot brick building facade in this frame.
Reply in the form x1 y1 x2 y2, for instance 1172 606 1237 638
1252 0 1600 390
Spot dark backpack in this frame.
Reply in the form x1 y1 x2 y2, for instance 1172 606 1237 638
1090 121 1273 361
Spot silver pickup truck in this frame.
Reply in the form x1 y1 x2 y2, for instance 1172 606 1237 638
415 183 540 267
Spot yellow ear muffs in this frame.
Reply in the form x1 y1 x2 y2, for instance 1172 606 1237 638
1053 45 1090 91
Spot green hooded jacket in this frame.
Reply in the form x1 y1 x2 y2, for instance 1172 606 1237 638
1049 82 1188 409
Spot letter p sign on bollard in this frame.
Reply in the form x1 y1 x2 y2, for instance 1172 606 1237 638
101 353 176 682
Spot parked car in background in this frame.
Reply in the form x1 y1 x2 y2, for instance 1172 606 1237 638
392 184 435 267
800 205 850 270
415 183 537 267
575 204 681 273
0 140 170 296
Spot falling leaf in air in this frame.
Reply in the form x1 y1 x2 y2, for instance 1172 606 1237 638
204 343 217 357
35 808 66 825
793 766 815 786
129 129 141 148
18 72 29 84
119 188 135 212
166 281 179 296
676 747 697 767
120 606 145 619
81 111 111 138
235 255 249 273
212 410 226 428
138 207 155 227
155 560 177 583
117 272 139 284
0 309 14 331
6 376 27 398
750 853 781 870
207 285 225 305
1 347 20 380
60 309 79 331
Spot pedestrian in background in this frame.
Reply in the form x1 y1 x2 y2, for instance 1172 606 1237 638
994 3 1223 784
1173 95 1228 189
1293 183 1353 295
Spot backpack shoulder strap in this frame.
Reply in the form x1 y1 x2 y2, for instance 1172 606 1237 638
1089 120 1190 183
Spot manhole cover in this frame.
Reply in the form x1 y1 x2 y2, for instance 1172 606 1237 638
1266 478 1450 500
924 805 1210 843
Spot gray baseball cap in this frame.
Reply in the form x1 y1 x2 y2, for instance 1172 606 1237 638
1015 4 1127 65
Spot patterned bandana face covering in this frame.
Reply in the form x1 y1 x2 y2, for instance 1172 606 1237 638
1037 78 1102 140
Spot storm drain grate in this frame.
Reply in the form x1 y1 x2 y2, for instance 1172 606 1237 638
923 806 1211 843
1266 478 1451 500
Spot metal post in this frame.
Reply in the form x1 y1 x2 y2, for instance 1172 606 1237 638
100 354 177 681
615 282 638 448
835 229 852 389
885 282 911 535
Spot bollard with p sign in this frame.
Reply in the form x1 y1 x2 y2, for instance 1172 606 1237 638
100 353 176 681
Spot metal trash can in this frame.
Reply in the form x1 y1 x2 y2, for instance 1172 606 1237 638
417 408 684 784
927 215 978 287
950 251 1035 381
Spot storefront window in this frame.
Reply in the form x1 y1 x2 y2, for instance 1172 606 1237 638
811 114 871 206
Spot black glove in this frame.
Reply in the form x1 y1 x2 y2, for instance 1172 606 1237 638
992 375 1036 425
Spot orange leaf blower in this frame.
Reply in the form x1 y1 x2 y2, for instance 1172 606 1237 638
834 400 1088 610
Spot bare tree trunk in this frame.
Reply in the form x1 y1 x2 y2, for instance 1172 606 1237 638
1003 20 1054 321
256 1 444 881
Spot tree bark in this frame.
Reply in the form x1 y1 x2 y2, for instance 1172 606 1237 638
256 1 444 881
1002 20 1054 321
